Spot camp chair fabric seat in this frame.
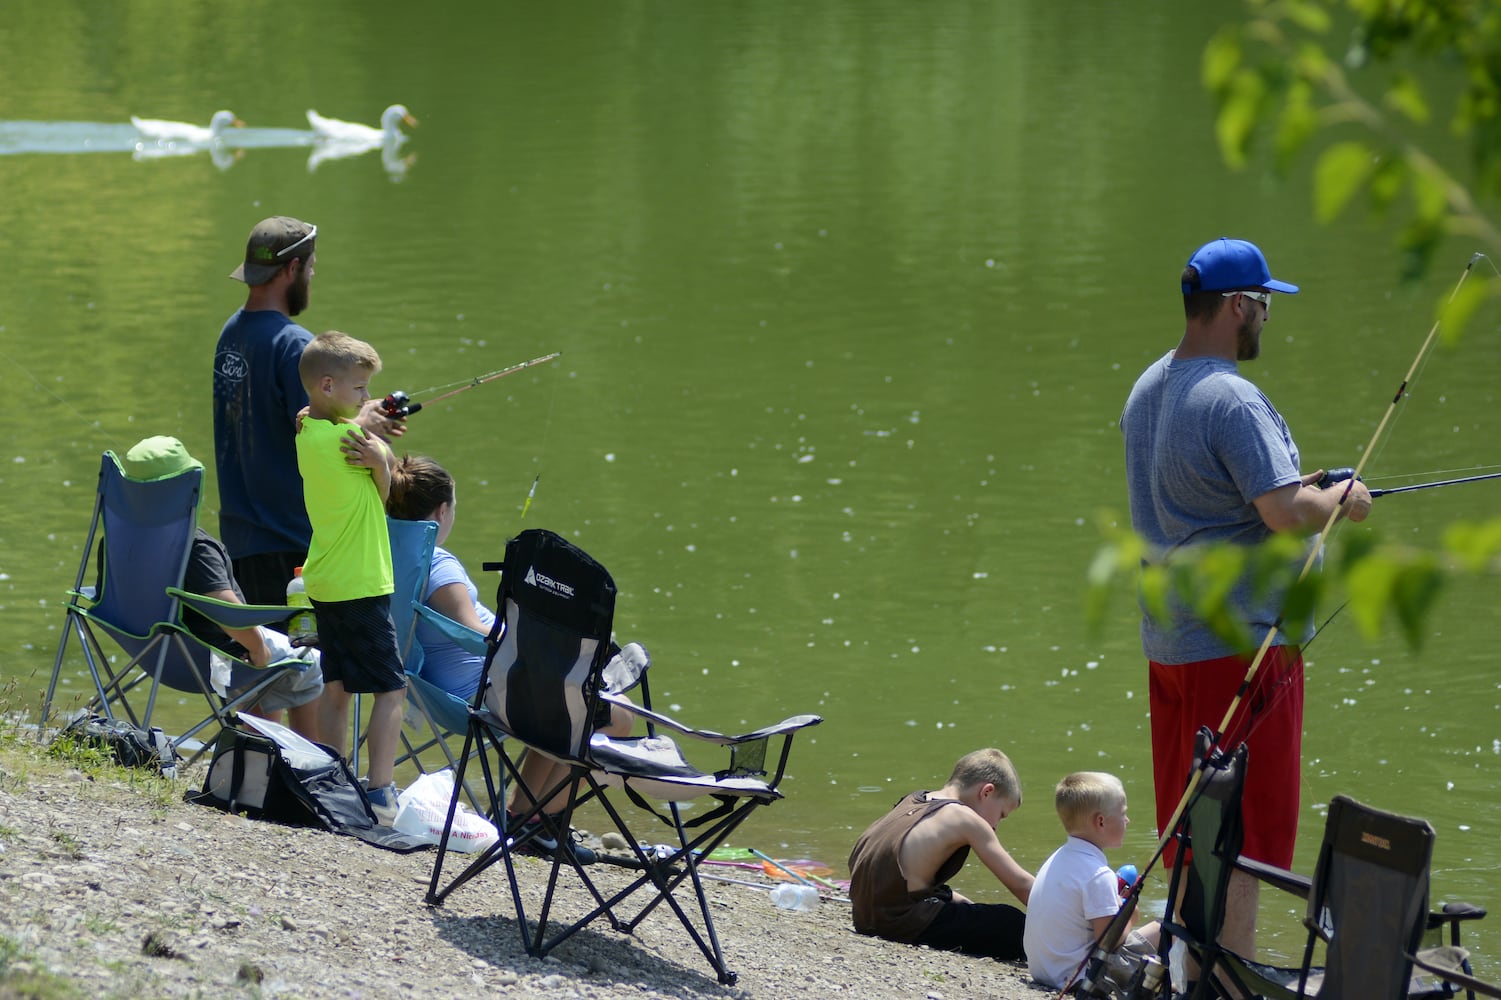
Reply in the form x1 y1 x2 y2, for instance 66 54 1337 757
426 528 821 986
45 452 311 762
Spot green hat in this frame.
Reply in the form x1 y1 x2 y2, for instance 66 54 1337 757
121 436 203 481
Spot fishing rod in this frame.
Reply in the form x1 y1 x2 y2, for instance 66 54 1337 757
1320 467 1501 498
380 351 562 418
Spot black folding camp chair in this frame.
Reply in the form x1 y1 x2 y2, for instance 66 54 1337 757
44 452 313 762
1158 728 1260 999
425 528 822 985
1161 727 1481 1000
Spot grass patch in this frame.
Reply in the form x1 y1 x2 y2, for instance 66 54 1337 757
0 934 85 1000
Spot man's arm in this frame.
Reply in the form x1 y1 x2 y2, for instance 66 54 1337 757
1254 470 1372 533
201 588 273 666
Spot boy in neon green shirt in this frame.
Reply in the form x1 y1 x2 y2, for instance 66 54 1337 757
295 331 405 824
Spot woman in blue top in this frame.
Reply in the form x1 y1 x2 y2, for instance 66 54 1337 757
386 455 494 698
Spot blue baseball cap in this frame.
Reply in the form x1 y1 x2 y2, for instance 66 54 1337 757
1182 238 1299 295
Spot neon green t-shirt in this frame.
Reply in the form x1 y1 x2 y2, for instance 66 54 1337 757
295 418 394 602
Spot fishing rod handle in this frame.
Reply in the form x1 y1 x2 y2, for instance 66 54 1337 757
1317 467 1361 490
381 391 423 418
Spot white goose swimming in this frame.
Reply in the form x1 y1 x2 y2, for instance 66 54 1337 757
305 104 417 145
130 109 243 144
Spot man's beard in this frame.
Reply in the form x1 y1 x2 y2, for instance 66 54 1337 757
287 267 310 317
1236 312 1260 361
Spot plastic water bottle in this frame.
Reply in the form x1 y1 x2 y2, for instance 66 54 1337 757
286 566 318 645
769 884 819 911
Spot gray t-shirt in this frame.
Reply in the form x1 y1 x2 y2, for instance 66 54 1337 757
1121 352 1314 662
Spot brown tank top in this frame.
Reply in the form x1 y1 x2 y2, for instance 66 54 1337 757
848 791 970 941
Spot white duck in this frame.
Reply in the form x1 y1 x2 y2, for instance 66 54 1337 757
130 109 243 144
305 104 417 145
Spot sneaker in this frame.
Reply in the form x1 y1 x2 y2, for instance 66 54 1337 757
505 812 560 852
506 812 595 865
366 782 400 826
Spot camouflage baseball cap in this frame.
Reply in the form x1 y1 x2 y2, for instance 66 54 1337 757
230 216 317 285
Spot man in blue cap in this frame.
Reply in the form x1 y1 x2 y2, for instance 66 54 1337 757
1119 238 1372 959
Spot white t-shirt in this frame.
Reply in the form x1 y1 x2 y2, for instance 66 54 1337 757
1024 835 1119 988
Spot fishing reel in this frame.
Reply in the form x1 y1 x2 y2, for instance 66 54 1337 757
1075 949 1168 999
380 391 423 419
1317 467 1362 490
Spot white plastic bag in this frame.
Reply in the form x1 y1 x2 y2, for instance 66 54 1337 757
392 769 499 853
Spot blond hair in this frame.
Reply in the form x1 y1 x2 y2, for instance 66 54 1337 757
946 749 1022 805
299 331 382 394
1055 771 1125 832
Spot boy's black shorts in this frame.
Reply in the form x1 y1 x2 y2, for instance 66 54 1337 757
915 900 1026 962
310 594 406 694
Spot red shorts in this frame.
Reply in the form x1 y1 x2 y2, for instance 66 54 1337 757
1149 647 1303 868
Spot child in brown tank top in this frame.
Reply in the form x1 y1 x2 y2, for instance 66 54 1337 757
848 748 1035 961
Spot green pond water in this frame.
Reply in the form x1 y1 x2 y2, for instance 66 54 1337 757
3 0 1500 973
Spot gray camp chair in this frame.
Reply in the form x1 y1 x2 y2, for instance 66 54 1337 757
425 528 822 986
1161 728 1482 1000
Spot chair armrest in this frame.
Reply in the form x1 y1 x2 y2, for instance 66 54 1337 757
412 602 488 657
169 588 293 631
601 692 822 745
1431 901 1488 926
1234 855 1311 898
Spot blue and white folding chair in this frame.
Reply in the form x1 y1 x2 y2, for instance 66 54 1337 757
381 516 490 812
45 452 313 762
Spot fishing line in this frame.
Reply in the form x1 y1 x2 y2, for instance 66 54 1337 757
4 348 123 452
1352 252 1493 483
519 355 562 520
1364 463 1501 483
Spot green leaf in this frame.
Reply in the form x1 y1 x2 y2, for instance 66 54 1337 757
1408 161 1449 226
1441 517 1501 572
1436 271 1495 346
1313 141 1376 223
1139 566 1174 627
1383 72 1430 124
1283 0 1332 34
1345 553 1396 641
1203 29 1243 96
1291 40 1333 85
1279 574 1323 631
1366 157 1407 213
1391 558 1443 649
1216 70 1269 169
1274 81 1319 169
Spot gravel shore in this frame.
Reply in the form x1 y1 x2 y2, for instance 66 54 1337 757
0 735 1056 999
